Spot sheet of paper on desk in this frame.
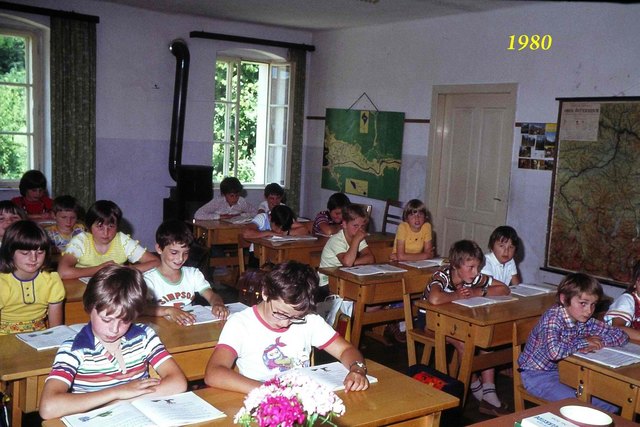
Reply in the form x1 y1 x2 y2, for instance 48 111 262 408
399 258 447 269
283 362 378 391
340 264 407 276
573 342 640 368
61 391 225 427
452 295 516 307
79 276 91 284
264 235 318 242
17 324 82 351
510 283 556 297
184 302 249 324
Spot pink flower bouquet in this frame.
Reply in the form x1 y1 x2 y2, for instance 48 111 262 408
234 371 346 427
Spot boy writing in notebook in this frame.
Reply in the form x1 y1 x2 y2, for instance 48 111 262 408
204 261 369 394
39 265 187 419
518 272 628 413
143 219 229 326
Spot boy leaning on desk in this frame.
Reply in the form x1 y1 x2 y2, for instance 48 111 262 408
143 219 229 325
39 265 187 420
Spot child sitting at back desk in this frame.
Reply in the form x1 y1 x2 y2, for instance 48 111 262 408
312 192 351 236
194 176 256 220
45 195 86 254
318 204 374 300
257 182 285 214
57 200 159 279
481 225 521 286
0 200 27 246
389 199 434 261
11 169 54 221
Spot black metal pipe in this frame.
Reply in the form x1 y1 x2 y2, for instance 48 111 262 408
168 39 190 182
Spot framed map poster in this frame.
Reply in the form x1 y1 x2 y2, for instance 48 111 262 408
546 97 640 285
321 108 404 200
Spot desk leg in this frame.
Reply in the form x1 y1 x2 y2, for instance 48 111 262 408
434 330 448 375
8 380 22 427
456 338 476 406
351 298 366 348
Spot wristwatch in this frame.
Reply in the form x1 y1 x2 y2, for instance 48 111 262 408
349 361 367 375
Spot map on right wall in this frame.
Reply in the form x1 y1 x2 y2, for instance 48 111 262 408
546 98 640 285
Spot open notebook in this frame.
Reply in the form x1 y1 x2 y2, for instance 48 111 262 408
399 258 447 269
61 391 225 427
510 283 556 297
452 295 516 307
17 324 85 351
281 362 378 391
573 341 640 368
182 302 249 325
340 264 407 276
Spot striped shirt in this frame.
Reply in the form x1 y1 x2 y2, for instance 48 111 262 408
424 266 492 299
46 323 171 393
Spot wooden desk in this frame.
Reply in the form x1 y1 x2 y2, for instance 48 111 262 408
318 266 433 348
192 219 246 246
42 360 459 427
247 232 395 269
246 235 329 267
468 397 637 427
417 293 556 405
0 317 221 426
559 353 640 420
63 278 89 324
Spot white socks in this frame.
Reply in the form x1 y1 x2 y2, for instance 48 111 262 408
471 380 502 407
482 383 502 408
470 379 483 401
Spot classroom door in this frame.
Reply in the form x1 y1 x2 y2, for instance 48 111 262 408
426 84 517 256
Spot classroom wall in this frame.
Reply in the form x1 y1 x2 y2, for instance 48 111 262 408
7 0 312 249
302 2 639 296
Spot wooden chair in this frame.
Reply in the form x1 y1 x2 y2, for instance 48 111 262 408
513 317 548 412
402 275 436 366
382 199 403 234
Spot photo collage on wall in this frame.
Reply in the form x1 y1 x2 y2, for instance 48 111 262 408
518 122 556 170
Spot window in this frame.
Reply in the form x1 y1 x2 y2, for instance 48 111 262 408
0 25 44 186
213 57 292 187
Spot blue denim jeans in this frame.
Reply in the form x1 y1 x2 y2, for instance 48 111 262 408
520 369 619 413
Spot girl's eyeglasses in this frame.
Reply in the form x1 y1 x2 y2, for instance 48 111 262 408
270 301 307 324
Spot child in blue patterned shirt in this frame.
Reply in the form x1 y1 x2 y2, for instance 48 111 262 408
518 272 628 413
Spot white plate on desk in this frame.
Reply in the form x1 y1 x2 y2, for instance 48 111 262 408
559 405 612 426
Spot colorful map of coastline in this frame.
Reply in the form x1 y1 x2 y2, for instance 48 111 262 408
321 108 404 201
547 101 640 283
